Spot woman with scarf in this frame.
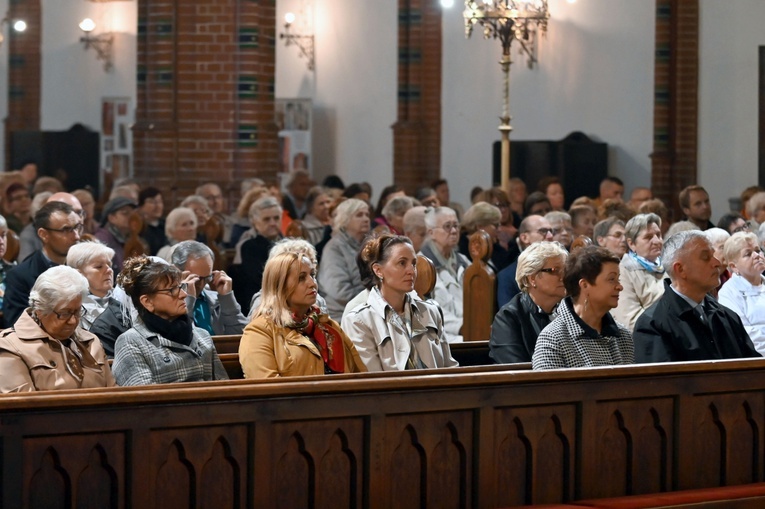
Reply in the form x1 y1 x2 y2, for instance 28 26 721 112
419 206 469 342
112 256 228 385
611 213 665 331
66 241 115 330
0 265 115 392
240 251 366 378
342 234 458 371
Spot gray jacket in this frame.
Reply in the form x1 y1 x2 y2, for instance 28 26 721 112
342 288 458 371
317 231 364 321
112 319 228 386
185 289 248 336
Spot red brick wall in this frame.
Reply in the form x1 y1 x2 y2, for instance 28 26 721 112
651 0 699 221
4 0 41 169
133 0 280 207
392 0 442 194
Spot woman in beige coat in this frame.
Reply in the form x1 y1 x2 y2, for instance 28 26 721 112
240 251 366 378
0 266 115 392
611 213 665 331
342 234 458 371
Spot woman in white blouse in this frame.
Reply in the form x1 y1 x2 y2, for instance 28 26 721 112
718 232 765 355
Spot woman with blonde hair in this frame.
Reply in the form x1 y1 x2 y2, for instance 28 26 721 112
240 251 366 378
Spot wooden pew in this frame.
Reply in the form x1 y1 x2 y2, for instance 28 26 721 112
462 230 497 342
4 359 765 508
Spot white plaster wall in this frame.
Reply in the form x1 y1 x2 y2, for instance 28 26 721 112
40 0 136 133
699 0 765 219
442 0 655 208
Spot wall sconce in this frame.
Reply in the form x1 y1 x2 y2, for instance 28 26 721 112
79 18 114 72
279 12 315 71
0 13 28 47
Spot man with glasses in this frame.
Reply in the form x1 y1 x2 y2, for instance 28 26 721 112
171 240 247 335
3 201 82 326
18 192 85 262
496 215 555 309
95 197 138 274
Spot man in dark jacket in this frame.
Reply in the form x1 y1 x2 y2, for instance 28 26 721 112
633 230 760 363
3 201 82 327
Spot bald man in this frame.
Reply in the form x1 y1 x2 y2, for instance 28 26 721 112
17 192 83 262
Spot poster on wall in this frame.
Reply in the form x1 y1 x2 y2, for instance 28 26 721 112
275 98 312 191
101 97 133 192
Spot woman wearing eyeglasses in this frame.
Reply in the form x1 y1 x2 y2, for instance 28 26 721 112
611 213 665 331
532 246 633 370
0 265 115 392
490 242 568 364
112 256 228 386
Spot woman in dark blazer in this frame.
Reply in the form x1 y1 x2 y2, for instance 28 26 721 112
489 241 568 364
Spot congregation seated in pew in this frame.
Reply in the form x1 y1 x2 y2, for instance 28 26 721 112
240 251 366 378
112 256 228 385
532 246 634 370
490 241 568 364
342 234 458 371
0 266 115 392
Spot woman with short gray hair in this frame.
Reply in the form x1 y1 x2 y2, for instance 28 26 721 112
318 198 371 320
157 207 198 261
459 201 517 272
490 241 568 364
379 195 415 235
0 265 115 392
612 213 665 330
66 241 116 329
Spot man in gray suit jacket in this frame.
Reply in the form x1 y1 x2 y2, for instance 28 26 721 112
171 240 248 336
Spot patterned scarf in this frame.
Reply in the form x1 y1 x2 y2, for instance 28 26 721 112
289 306 346 373
629 250 664 274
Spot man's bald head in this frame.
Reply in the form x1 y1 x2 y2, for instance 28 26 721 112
47 192 83 214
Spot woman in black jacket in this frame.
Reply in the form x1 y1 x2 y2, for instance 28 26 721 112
489 241 568 364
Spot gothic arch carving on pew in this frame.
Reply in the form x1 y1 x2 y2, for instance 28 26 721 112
76 445 119 509
391 425 427 509
495 417 533 507
727 400 759 485
316 429 357 509
534 415 571 504
155 440 195 508
200 438 240 509
598 410 631 497
633 408 669 495
429 422 467 509
275 432 315 509
29 447 71 508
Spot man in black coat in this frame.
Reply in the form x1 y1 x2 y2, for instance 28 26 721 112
633 230 760 363
3 201 82 327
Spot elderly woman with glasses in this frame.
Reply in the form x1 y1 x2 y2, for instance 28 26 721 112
0 265 115 392
611 213 665 331
718 232 765 355
459 201 518 272
66 241 116 330
112 256 228 386
532 246 633 370
490 242 568 364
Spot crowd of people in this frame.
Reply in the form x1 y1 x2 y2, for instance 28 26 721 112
0 164 764 392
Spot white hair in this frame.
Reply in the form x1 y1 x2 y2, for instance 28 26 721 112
662 230 709 279
424 206 456 230
66 241 116 270
333 198 369 233
29 266 89 313
268 238 318 266
165 207 198 239
703 227 730 247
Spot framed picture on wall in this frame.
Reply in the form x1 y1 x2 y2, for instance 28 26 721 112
101 97 133 192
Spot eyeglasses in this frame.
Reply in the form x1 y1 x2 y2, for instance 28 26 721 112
154 282 189 298
538 267 564 277
732 224 750 234
536 228 553 236
52 309 81 321
493 202 510 209
607 232 625 239
43 223 84 235
552 227 574 236
437 222 460 232
197 274 214 285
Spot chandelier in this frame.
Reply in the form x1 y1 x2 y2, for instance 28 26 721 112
463 0 550 191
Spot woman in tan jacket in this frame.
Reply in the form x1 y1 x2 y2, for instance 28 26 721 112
0 265 115 392
239 251 366 378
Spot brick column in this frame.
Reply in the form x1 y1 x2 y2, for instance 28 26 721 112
134 0 279 206
392 0 442 194
651 0 699 221
4 0 41 169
